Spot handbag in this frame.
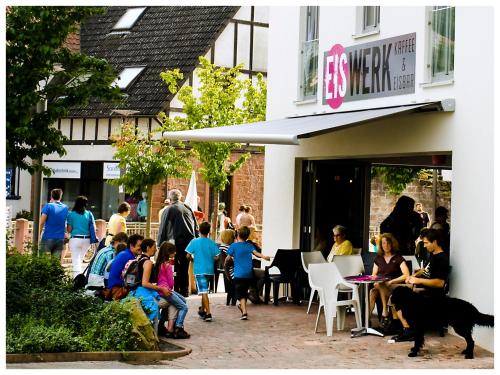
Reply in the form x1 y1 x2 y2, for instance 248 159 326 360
88 212 99 244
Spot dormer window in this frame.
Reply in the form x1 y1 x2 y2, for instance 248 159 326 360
112 7 146 31
113 66 146 90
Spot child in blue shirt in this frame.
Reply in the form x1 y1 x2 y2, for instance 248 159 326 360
186 221 220 322
226 226 270 320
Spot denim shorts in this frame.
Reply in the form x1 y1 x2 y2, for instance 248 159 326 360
195 274 210 295
39 239 64 258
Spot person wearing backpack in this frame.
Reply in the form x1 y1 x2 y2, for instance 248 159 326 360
128 239 181 335
106 233 144 300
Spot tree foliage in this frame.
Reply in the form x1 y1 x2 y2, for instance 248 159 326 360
110 121 191 236
6 6 123 174
160 57 267 235
372 166 420 195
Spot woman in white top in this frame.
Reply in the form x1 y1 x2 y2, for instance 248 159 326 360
105 202 130 246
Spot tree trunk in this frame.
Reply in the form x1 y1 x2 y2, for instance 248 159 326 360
210 190 219 241
146 184 154 238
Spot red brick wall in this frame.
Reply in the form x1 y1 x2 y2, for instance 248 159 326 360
64 29 80 53
369 175 451 232
150 152 265 244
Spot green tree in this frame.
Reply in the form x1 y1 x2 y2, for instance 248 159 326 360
372 166 420 195
160 57 267 238
7 6 123 175
110 121 191 237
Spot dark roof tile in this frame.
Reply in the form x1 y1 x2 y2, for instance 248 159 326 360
69 6 238 117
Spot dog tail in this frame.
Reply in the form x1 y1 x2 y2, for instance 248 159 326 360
476 312 494 327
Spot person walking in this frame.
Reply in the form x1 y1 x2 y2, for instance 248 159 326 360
105 202 130 246
39 188 68 260
66 196 96 277
226 226 270 320
157 189 199 297
186 222 220 322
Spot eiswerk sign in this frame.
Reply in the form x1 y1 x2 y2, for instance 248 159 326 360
322 33 416 109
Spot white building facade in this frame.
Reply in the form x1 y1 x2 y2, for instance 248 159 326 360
263 6 493 351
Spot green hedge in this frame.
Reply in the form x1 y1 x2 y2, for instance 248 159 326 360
6 253 142 353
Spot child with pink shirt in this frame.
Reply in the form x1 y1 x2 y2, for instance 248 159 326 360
155 242 190 339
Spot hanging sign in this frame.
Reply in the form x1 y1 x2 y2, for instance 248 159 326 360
323 33 416 109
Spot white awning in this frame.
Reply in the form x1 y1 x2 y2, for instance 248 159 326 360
162 100 454 145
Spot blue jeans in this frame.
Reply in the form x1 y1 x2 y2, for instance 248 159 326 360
167 291 189 328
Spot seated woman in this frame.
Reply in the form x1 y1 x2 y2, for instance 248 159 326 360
368 233 410 329
127 239 180 338
326 225 353 262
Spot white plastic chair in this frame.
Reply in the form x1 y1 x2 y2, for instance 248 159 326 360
301 251 327 314
332 254 364 298
309 262 361 336
351 247 362 255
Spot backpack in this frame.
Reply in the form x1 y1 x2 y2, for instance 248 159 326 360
121 255 149 289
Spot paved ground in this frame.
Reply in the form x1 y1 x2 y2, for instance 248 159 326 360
8 292 494 369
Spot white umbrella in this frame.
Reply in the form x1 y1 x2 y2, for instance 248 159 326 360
185 170 198 211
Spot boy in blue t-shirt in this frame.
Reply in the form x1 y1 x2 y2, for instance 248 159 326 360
186 221 220 322
226 226 270 320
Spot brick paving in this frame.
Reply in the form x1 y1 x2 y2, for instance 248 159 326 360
8 291 494 369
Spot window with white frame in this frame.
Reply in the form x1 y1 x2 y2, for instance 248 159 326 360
112 7 146 31
113 66 146 90
429 6 455 81
362 6 380 34
299 6 319 100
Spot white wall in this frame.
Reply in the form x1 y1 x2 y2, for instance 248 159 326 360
264 6 494 351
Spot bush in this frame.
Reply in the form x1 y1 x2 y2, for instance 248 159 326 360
6 316 85 354
6 253 144 354
6 253 69 291
15 209 33 221
82 301 141 352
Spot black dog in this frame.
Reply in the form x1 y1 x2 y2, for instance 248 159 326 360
391 287 494 359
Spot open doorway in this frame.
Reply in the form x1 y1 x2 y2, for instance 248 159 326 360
300 155 452 261
300 160 370 258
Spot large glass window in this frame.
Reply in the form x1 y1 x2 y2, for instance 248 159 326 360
362 6 380 33
430 6 455 81
300 6 319 100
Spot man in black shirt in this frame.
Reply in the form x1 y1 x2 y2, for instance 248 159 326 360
391 229 450 341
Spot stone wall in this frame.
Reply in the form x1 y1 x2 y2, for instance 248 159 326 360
370 175 452 232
